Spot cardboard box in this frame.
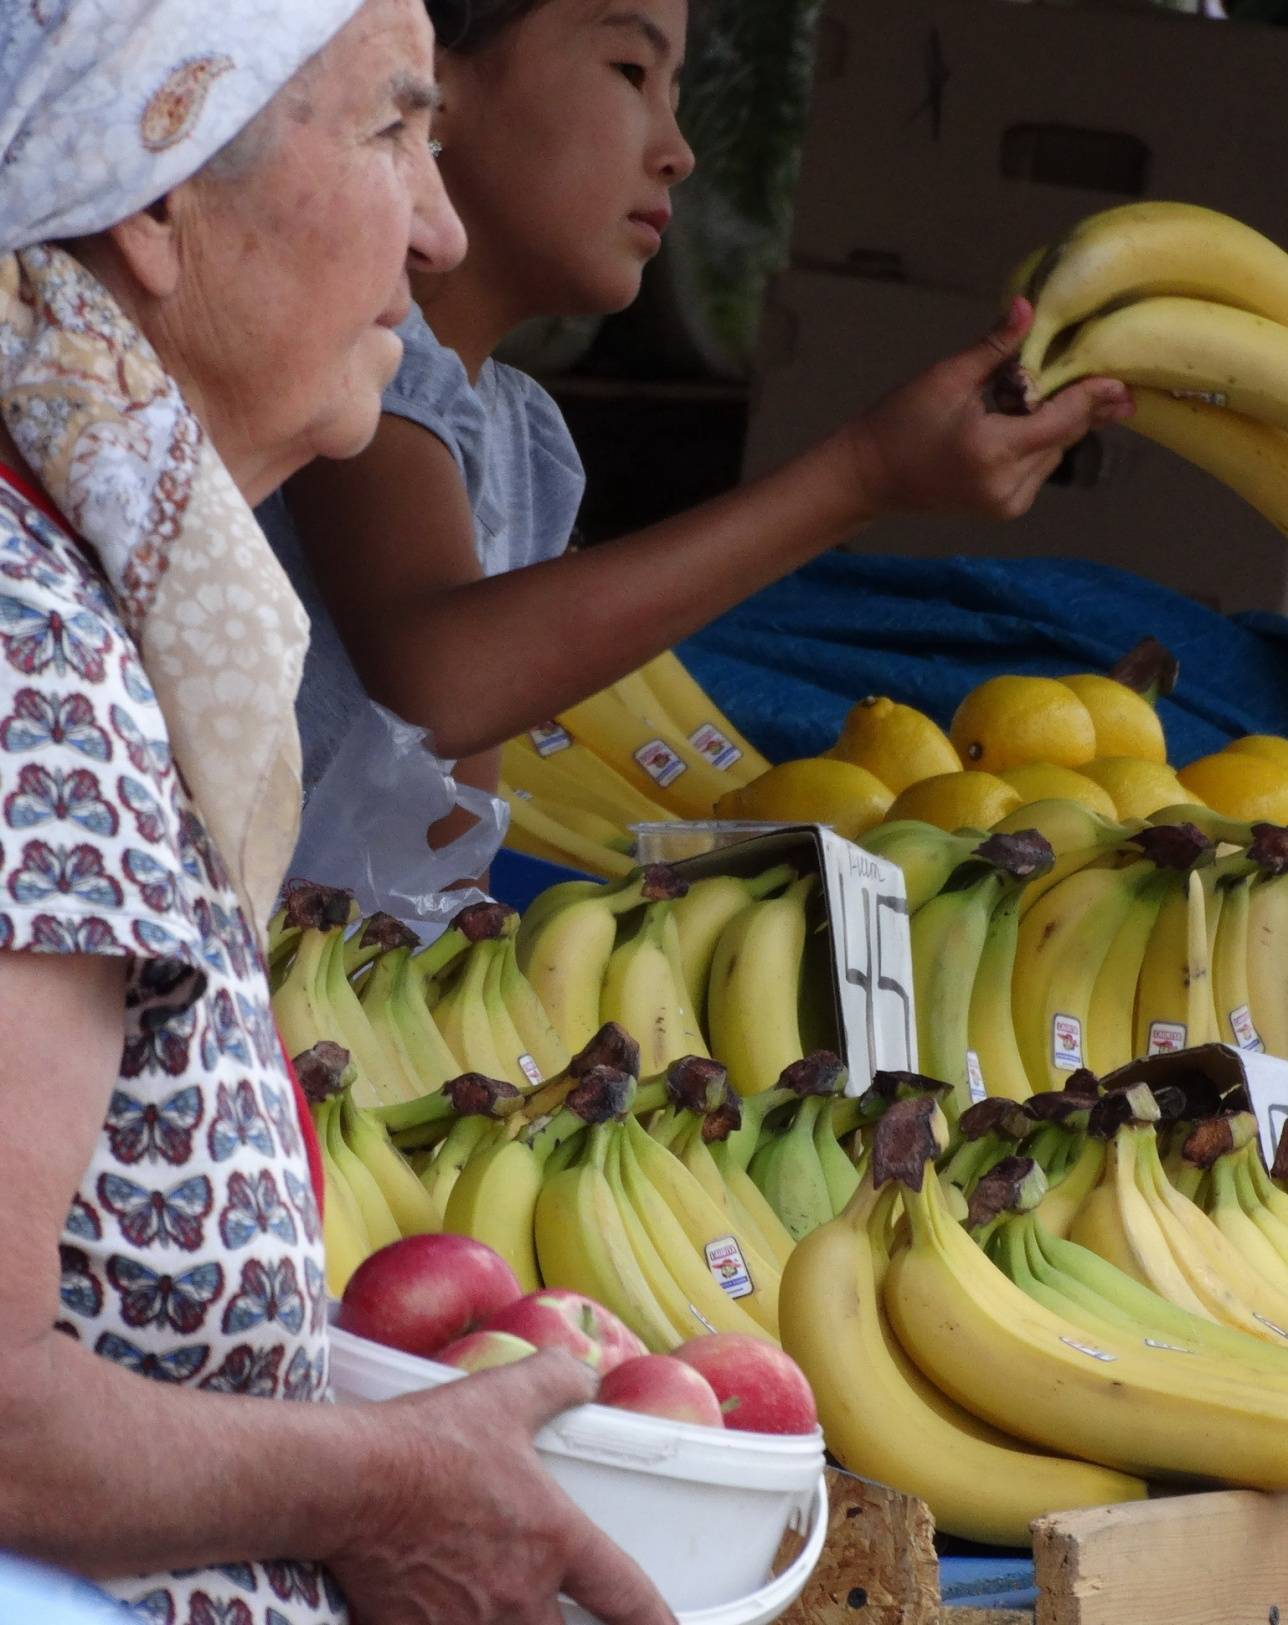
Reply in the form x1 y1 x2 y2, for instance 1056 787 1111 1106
791 0 1288 297
635 823 917 1092
743 268 1288 613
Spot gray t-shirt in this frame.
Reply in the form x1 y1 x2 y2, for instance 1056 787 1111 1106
258 303 586 792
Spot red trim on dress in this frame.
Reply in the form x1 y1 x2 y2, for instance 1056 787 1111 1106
279 1037 326 1217
0 461 72 531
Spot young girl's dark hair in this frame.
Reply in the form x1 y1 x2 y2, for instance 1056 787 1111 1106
423 0 550 53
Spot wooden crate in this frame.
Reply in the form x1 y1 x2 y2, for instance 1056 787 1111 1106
782 1470 1288 1624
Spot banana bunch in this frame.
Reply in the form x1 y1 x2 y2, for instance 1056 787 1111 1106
516 859 837 1090
1009 201 1288 537
501 648 773 875
293 1041 447 1297
535 1053 795 1350
269 886 558 1109
783 1082 1288 1549
879 801 1288 1108
737 1054 865 1242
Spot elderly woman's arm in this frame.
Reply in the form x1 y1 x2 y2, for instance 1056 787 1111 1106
0 952 670 1625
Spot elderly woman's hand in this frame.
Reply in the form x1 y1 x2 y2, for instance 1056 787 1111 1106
329 1350 675 1625
844 297 1134 524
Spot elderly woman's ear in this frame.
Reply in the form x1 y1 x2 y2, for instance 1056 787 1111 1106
81 200 186 304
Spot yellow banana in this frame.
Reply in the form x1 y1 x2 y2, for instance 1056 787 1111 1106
557 682 737 820
706 874 817 1097
504 729 674 825
433 939 512 1083
340 1094 441 1238
1133 868 1216 1057
1247 871 1288 1059
599 901 705 1075
521 869 665 1054
324 1094 401 1251
613 1125 776 1342
1083 868 1171 1077
502 784 636 879
623 1113 781 1335
1127 388 1288 540
534 1124 678 1351
859 822 984 913
1134 1128 1288 1345
1020 201 1288 376
670 864 796 1018
781 1177 1146 1547
1210 869 1263 1052
1040 296 1288 433
359 943 463 1095
314 1098 373 1296
673 1115 796 1272
912 868 1010 1112
442 1132 543 1292
964 884 1032 1103
635 649 773 784
495 934 569 1083
883 1102 1288 1490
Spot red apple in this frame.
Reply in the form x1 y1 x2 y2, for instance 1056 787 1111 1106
597 1355 725 1428
434 1330 538 1373
337 1234 524 1359
483 1289 646 1373
674 1334 819 1434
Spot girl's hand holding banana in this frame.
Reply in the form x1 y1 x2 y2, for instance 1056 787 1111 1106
847 297 1134 522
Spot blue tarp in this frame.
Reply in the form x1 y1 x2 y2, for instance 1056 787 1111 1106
682 552 1288 771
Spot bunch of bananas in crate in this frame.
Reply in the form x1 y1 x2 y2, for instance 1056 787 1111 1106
1006 200 1288 537
267 859 864 1303
501 648 774 878
864 798 1288 1113
781 1063 1288 1549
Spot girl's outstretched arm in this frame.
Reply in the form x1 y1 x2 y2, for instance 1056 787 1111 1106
287 299 1131 761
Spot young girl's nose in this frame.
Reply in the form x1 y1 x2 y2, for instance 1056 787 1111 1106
658 115 697 187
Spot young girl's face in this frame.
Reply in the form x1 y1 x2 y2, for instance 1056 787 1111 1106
435 0 695 319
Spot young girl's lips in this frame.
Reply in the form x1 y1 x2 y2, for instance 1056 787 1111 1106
627 212 669 250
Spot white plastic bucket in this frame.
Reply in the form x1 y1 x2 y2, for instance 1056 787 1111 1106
328 1322 827 1618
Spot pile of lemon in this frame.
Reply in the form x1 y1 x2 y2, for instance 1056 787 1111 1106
714 669 1288 839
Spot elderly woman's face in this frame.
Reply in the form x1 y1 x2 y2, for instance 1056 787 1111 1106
165 0 466 494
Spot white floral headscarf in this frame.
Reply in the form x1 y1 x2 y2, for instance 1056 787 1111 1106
0 1 367 941
0 0 366 251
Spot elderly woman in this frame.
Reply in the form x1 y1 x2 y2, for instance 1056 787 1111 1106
0 4 671 1623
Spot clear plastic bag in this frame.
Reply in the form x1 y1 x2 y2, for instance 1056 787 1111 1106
286 701 508 933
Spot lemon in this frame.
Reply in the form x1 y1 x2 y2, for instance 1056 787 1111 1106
997 763 1119 820
826 695 961 794
1176 752 1288 823
1079 757 1199 820
884 770 1022 833
715 758 893 841
1057 674 1167 764
949 675 1097 774
1222 734 1288 773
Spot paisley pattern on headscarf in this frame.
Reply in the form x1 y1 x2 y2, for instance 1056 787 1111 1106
0 0 365 252
0 246 308 941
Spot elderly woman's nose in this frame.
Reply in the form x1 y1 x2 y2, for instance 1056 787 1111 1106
409 160 467 275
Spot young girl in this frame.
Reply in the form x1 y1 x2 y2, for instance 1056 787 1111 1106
261 0 1131 840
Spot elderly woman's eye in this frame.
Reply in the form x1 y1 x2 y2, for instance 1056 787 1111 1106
380 119 407 140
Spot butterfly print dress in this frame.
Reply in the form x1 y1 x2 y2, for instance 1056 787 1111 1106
0 476 346 1625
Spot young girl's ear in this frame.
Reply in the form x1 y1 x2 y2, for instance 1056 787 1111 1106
430 48 467 146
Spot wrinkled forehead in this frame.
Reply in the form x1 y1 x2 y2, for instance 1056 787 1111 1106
304 0 438 114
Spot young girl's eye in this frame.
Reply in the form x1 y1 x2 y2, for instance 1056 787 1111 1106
614 62 647 89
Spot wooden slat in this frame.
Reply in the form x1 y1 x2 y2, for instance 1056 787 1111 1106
778 1467 941 1625
1033 1490 1288 1625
